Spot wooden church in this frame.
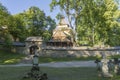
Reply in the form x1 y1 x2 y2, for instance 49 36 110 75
47 16 74 47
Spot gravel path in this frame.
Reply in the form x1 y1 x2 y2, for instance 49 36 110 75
0 61 96 68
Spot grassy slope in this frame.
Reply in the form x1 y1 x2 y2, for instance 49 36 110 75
0 50 25 64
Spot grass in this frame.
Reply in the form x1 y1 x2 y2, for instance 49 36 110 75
0 66 115 80
1 49 120 64
109 54 120 59
0 49 120 80
0 50 25 64
0 49 98 64
39 56 97 63
38 54 120 63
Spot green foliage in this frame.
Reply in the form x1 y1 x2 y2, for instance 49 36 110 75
3 33 13 47
0 50 25 64
0 3 10 26
42 31 51 41
0 3 13 47
9 14 28 42
50 0 82 41
79 0 120 46
13 6 56 41
23 6 47 36
0 4 56 42
46 16 56 32
1 0 120 46
50 0 120 46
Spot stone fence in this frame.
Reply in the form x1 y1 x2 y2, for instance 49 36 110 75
6 45 120 58
40 47 120 58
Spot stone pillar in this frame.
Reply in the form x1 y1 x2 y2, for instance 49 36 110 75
25 42 30 55
37 39 43 56
113 58 120 75
101 53 113 77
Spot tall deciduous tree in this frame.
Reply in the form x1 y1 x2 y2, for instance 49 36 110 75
10 14 27 42
0 2 13 46
50 0 120 46
13 6 56 41
77 0 120 46
0 3 10 27
50 0 82 42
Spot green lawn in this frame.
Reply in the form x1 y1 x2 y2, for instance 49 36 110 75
0 50 120 80
0 67 115 80
0 50 98 64
39 56 97 63
39 53 120 63
1 49 120 64
0 50 25 64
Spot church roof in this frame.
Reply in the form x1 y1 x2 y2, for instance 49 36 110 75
51 16 74 42
58 16 68 25
25 37 42 42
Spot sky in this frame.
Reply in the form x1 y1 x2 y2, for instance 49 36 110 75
0 0 60 21
0 0 120 22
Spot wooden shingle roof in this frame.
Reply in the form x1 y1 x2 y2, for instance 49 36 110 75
25 37 42 42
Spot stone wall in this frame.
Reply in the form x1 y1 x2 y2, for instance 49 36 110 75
11 46 26 54
39 47 120 58
12 41 120 58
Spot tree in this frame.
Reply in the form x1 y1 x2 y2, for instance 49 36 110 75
50 0 120 46
77 0 107 45
0 3 10 26
77 0 120 46
46 16 56 32
13 6 56 41
9 14 28 42
0 2 13 46
103 0 120 46
50 0 82 42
